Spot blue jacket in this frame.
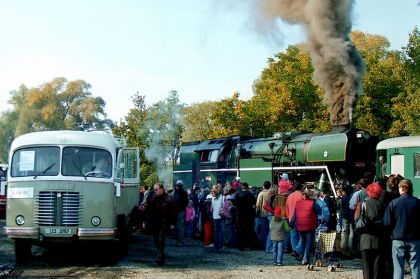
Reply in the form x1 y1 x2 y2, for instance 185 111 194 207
383 194 420 240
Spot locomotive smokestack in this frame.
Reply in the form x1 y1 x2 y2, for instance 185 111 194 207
255 0 364 125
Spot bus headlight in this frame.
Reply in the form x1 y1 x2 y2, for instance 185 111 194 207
91 216 101 226
16 215 25 226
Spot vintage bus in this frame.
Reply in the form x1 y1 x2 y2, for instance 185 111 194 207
4 130 139 262
376 136 420 196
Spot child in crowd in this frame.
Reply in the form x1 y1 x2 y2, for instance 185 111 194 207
270 206 291 266
185 200 196 239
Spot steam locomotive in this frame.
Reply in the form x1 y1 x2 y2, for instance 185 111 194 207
173 126 379 197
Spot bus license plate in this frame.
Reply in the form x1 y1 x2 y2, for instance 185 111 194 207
45 228 72 235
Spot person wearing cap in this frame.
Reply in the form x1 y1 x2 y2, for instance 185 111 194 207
278 173 292 195
384 179 420 279
173 180 189 246
270 206 292 266
232 176 241 191
291 188 322 265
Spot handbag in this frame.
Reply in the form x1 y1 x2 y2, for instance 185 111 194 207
354 202 367 234
263 199 274 214
219 197 231 219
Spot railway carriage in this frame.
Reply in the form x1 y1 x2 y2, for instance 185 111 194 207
376 136 420 196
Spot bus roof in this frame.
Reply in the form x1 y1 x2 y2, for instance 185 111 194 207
10 130 123 152
376 136 420 150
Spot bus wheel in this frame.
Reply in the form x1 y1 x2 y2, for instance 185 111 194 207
117 215 130 254
15 239 31 263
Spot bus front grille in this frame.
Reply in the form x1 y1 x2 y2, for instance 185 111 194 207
35 191 82 226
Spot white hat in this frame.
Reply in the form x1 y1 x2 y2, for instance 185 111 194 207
281 173 289 180
176 180 183 185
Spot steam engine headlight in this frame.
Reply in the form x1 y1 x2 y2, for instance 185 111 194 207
91 216 101 226
15 215 25 226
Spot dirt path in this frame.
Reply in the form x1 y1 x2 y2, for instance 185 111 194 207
1 218 364 278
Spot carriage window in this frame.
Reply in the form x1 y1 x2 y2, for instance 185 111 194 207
209 150 219 162
11 147 60 177
415 154 420 177
200 150 219 163
62 147 112 178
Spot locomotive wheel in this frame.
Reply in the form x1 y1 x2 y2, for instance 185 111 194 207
307 264 314 271
336 263 341 268
327 265 336 272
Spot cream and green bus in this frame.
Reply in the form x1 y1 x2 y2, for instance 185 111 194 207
5 130 139 262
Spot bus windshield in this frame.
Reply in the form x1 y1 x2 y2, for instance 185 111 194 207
11 147 60 177
62 147 112 178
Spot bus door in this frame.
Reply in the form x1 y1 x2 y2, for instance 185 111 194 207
115 148 140 214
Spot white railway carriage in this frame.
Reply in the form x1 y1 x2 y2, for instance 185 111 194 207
376 136 420 196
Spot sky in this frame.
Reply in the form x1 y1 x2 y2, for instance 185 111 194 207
0 0 419 122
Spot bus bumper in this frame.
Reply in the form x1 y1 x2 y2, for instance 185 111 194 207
4 227 39 236
78 228 116 237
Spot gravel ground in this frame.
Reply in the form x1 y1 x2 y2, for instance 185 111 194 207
1 218 365 279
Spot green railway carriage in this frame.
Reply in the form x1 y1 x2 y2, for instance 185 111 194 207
173 126 379 196
376 136 420 196
5 130 140 262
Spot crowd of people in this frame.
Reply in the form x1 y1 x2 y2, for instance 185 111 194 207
132 174 420 279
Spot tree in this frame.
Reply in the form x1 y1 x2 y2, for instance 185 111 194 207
247 45 329 137
139 90 184 187
13 77 112 136
390 27 420 135
207 92 247 138
0 78 113 162
180 101 219 142
351 31 406 137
